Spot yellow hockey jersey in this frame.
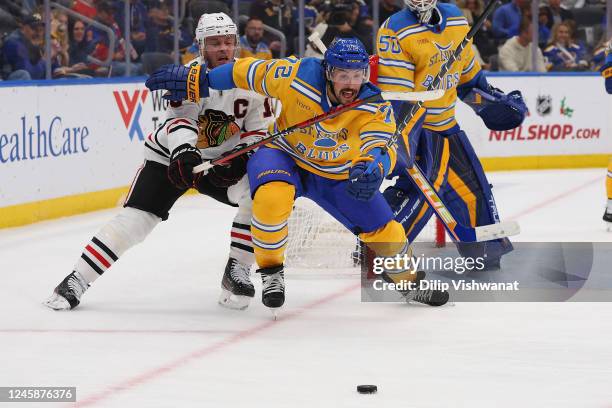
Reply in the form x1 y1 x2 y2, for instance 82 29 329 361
230 56 398 179
376 4 481 133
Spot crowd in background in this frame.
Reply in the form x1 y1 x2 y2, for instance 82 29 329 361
0 0 609 80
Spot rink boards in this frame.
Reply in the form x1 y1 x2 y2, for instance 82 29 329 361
0 73 610 227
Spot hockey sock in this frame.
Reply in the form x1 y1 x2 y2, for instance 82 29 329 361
74 207 160 284
251 181 295 268
229 196 255 265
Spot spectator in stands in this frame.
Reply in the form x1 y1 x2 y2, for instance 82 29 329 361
458 0 496 60
540 0 574 31
538 7 551 47
86 0 142 76
240 17 272 60
51 11 70 68
306 2 372 57
145 0 191 55
249 0 293 32
114 0 148 56
544 21 588 71
498 18 547 72
72 0 97 19
491 0 530 40
378 0 401 25
66 19 94 76
1 13 58 80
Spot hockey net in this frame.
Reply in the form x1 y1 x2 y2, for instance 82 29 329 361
285 197 445 270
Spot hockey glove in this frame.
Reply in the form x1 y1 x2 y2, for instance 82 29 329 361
462 87 528 131
347 148 390 202
208 151 250 188
168 144 203 189
145 63 210 102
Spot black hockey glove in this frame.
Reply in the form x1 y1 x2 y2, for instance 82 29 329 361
207 151 250 188
168 144 203 189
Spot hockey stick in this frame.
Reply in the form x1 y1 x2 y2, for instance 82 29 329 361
192 88 443 173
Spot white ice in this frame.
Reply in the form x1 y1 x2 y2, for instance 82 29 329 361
1 168 611 408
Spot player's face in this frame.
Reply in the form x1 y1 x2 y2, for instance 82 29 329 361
203 34 237 69
329 68 366 104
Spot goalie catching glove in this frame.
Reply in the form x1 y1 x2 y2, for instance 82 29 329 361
347 148 391 202
461 87 528 131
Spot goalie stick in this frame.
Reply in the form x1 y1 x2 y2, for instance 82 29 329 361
310 7 519 243
192 88 444 173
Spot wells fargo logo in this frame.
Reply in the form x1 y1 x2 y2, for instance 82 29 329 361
113 89 148 141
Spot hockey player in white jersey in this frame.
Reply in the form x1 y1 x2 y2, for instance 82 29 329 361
45 13 274 311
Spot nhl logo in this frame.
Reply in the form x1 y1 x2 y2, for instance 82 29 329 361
536 95 552 116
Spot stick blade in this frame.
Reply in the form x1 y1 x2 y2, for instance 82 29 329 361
381 89 445 102
475 221 521 242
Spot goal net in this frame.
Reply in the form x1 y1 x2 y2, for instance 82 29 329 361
285 196 445 270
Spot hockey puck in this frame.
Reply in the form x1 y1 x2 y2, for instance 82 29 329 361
357 385 377 394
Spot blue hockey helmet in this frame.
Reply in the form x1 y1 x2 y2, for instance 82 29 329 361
324 37 370 84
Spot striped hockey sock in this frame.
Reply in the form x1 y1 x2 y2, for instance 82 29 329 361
74 236 119 284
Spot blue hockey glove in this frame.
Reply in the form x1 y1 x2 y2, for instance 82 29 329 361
462 87 528 131
145 63 210 102
347 148 390 202
602 61 612 94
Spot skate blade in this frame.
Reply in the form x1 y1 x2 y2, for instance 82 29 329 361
43 293 71 311
218 289 251 310
269 307 282 320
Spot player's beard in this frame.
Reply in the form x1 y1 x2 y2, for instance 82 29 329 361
333 85 360 105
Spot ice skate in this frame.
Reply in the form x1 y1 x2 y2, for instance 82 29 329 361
218 258 255 310
44 271 89 310
258 265 285 317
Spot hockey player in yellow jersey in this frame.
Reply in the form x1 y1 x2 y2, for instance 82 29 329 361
146 37 450 310
376 0 527 267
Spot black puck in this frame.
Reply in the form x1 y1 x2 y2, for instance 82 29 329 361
357 385 377 394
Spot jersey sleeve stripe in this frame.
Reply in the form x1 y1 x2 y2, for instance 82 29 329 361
446 19 468 27
167 124 198 135
289 81 322 104
377 76 415 89
426 102 456 115
294 77 322 96
360 139 387 152
378 58 415 71
424 116 455 127
247 59 266 91
398 25 428 40
462 57 476 74
360 130 394 140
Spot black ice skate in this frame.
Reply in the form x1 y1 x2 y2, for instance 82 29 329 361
258 265 285 317
44 271 89 310
218 258 255 310
603 208 612 231
382 270 449 307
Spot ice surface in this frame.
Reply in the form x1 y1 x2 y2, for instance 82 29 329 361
1 168 611 407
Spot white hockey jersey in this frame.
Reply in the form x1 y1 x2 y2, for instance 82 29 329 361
144 57 274 165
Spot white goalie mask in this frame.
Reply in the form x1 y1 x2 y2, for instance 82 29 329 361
195 12 239 62
404 0 438 23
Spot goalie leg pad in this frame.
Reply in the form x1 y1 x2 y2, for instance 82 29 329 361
440 131 513 264
385 131 450 243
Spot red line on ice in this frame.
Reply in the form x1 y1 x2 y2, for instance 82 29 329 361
507 175 601 220
71 282 361 407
